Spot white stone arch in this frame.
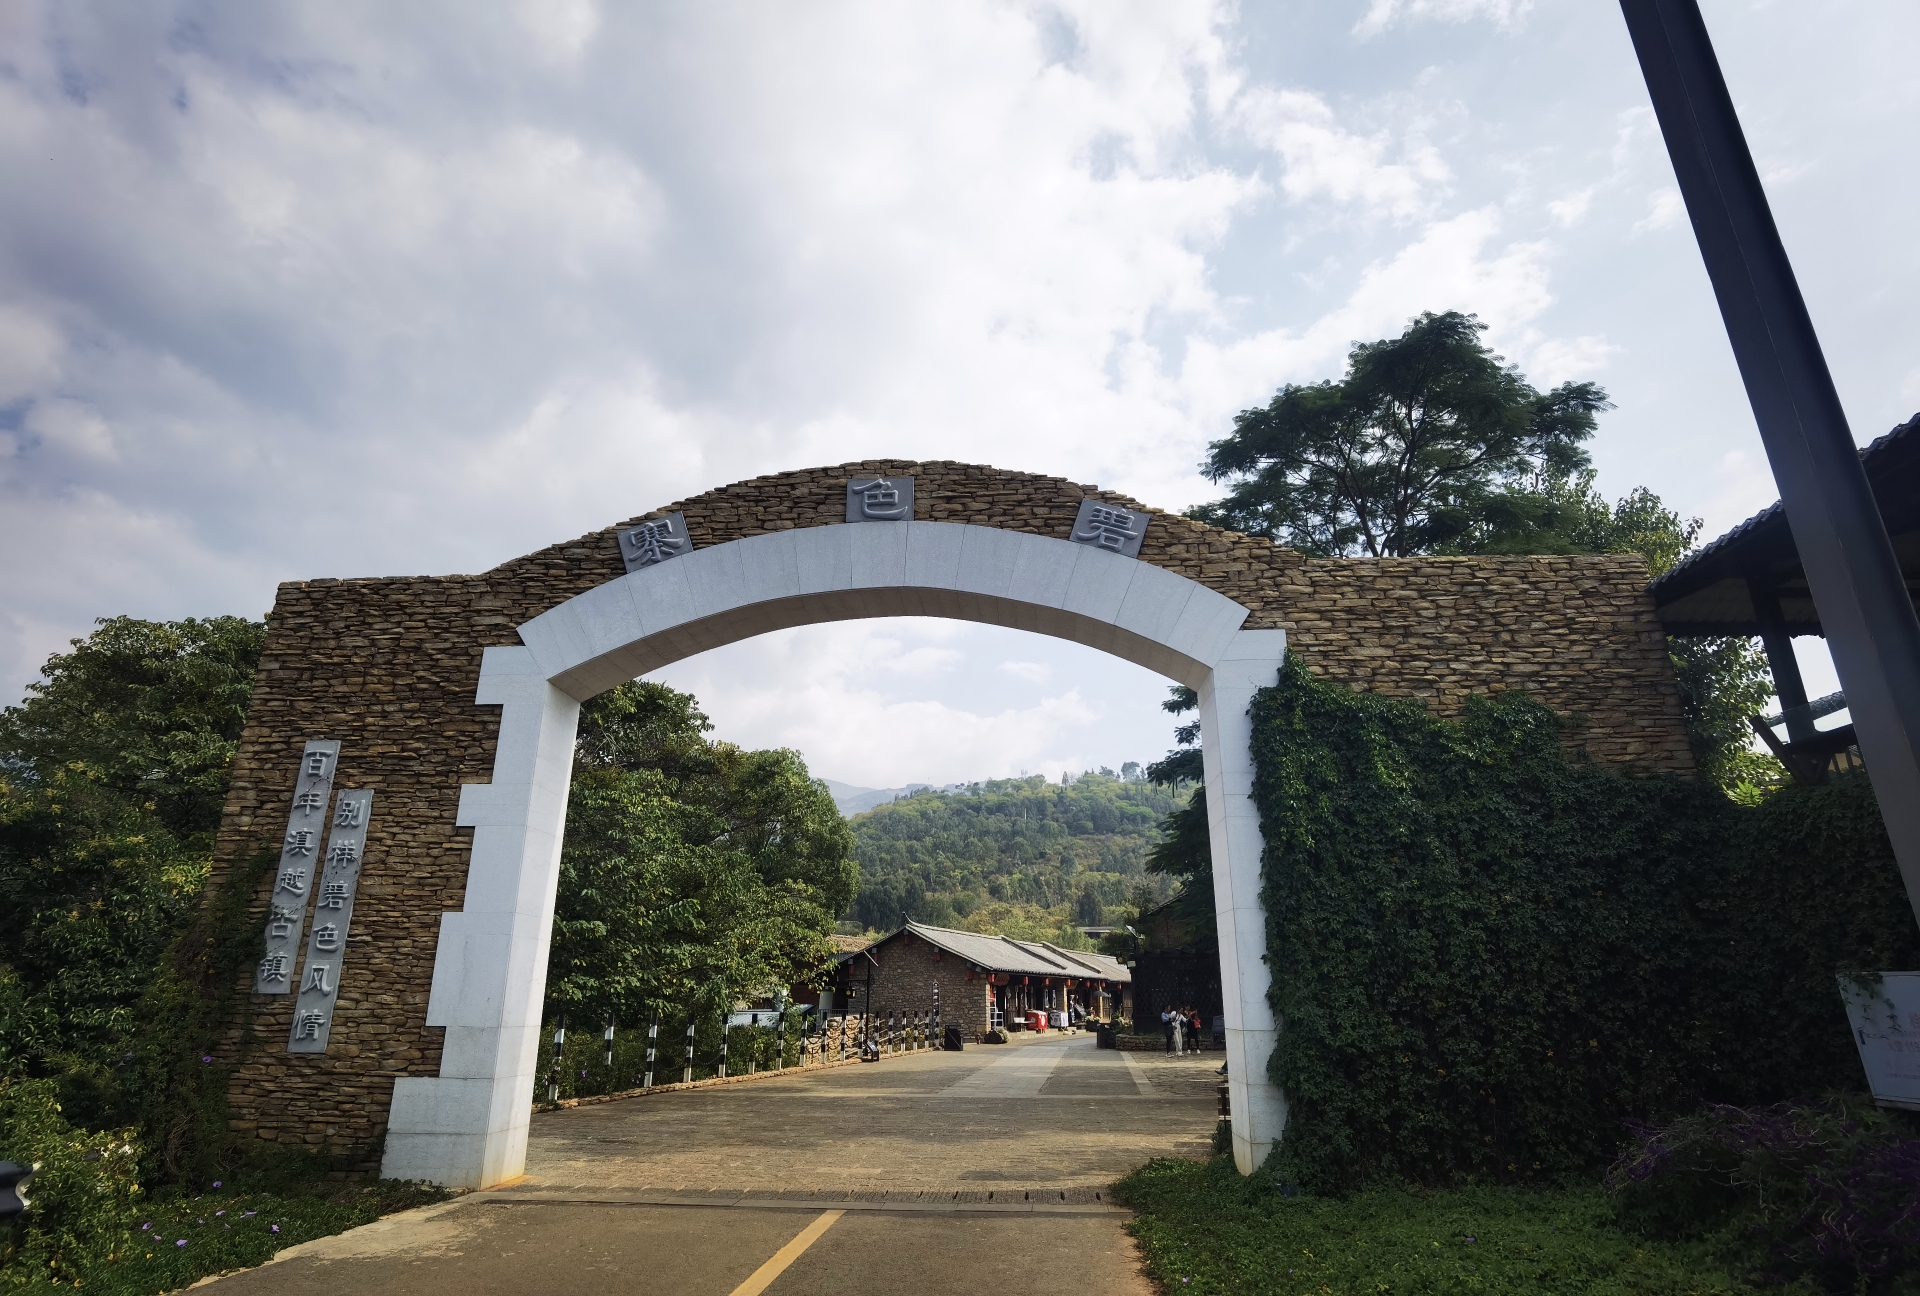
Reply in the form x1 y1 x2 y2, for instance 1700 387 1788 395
380 521 1286 1187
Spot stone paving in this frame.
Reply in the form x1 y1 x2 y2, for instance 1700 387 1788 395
201 1031 1222 1295
508 1029 1223 1199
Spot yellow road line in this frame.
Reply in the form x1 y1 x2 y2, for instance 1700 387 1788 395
727 1208 846 1296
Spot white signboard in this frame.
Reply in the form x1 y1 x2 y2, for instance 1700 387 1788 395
1839 972 1920 1110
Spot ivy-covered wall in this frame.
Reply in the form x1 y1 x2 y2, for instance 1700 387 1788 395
1251 654 1918 1194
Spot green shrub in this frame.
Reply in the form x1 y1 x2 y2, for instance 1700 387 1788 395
0 1076 145 1285
1607 1098 1920 1291
1252 654 1919 1194
1115 1155 1760 1294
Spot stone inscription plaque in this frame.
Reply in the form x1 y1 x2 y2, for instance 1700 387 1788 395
254 740 340 994
846 476 913 522
286 789 373 1054
1068 498 1147 558
617 512 693 573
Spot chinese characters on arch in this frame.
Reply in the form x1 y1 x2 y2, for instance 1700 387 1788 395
617 512 693 574
846 477 913 522
1069 498 1148 558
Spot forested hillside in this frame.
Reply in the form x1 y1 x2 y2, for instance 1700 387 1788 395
844 772 1189 940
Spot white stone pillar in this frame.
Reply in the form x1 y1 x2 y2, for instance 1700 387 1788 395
1199 628 1287 1174
381 646 580 1188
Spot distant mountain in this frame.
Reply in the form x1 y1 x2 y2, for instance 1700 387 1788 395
821 778 932 816
843 773 1186 935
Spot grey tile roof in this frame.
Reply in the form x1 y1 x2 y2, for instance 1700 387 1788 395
1647 413 1920 635
894 921 1130 983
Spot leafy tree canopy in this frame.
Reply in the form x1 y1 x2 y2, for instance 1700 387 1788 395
1190 312 1779 796
0 616 266 839
1194 311 1609 558
1 616 265 1082
547 681 856 1025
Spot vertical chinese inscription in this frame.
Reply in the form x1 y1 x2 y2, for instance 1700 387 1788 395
287 790 373 1054
617 512 693 573
1068 498 1147 558
254 740 340 995
845 476 913 522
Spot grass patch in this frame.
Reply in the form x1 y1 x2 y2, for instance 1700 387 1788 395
1114 1156 1777 1295
6 1178 446 1295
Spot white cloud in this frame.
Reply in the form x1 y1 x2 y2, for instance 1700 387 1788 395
1355 0 1533 39
1634 187 1687 234
1518 333 1620 387
3 0 1917 782
1697 447 1783 539
648 621 1167 788
515 0 599 61
1547 188 1594 228
1231 87 1446 219
1178 208 1556 428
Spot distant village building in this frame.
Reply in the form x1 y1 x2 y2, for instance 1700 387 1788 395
806 921 1131 1041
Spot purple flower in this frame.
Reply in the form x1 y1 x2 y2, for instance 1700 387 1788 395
212 1180 222 1188
177 1240 187 1247
242 1211 256 1218
202 1055 213 1063
271 1224 279 1233
142 1223 152 1231
215 1210 226 1217
1466 1237 1476 1243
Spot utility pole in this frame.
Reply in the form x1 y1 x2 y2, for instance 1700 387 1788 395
1619 0 1920 928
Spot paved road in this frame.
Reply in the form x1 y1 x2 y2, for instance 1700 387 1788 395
202 1033 1222 1295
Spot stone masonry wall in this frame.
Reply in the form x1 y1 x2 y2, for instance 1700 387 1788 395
210 460 1693 1156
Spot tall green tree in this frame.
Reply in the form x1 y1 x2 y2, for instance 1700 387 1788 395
546 682 854 1027
1194 311 1609 557
1143 689 1214 940
0 617 265 1079
1193 314 1781 796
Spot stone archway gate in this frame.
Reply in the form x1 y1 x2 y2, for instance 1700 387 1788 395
212 460 1692 1187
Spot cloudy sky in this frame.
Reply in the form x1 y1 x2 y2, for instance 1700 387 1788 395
3 0 1915 789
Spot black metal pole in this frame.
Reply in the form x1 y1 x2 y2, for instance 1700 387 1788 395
1619 0 1920 926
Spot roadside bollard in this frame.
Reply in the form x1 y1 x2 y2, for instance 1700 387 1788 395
547 1014 565 1103
683 1016 695 1084
644 1014 658 1090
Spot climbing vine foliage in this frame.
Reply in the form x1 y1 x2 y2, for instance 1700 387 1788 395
1250 654 1918 1195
